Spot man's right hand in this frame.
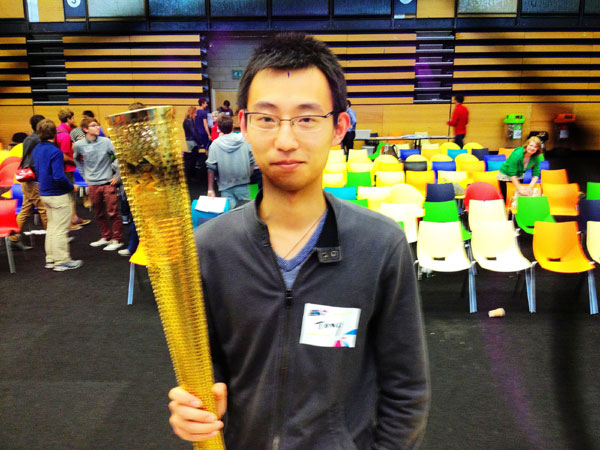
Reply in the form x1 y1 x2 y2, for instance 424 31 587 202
168 383 227 442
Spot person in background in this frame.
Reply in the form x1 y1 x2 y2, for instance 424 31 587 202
9 115 47 248
195 98 211 154
56 108 91 229
341 99 356 158
8 132 27 155
497 135 543 200
217 100 234 116
447 94 469 149
210 111 224 141
32 119 82 272
183 106 201 180
73 117 123 252
82 110 105 137
168 33 429 450
206 115 255 209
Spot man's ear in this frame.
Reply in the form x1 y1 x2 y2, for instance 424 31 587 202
331 111 350 146
239 110 248 139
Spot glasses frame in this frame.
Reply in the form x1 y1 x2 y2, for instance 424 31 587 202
244 110 335 132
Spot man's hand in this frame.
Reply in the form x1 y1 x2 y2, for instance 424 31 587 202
110 177 118 186
207 190 216 198
168 383 227 442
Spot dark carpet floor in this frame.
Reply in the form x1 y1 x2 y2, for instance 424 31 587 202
1 151 599 450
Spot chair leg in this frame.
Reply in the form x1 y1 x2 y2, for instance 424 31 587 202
4 236 15 274
588 270 598 315
525 267 537 313
127 262 135 305
469 264 477 313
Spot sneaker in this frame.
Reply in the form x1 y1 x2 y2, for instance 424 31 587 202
103 240 123 251
73 218 92 227
10 240 32 250
69 224 83 231
118 248 132 257
45 262 54 269
90 238 110 247
53 260 83 272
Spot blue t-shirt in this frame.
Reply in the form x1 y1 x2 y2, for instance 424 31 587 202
195 109 209 138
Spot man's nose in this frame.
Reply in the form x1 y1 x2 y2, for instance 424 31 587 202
274 121 299 152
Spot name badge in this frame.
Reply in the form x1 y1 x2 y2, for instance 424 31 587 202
299 303 361 348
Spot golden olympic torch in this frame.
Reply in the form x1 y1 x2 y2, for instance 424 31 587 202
106 106 225 450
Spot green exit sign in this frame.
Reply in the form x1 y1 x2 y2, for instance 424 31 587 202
232 70 242 79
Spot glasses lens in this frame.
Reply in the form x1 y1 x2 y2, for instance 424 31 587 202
291 116 322 132
249 113 279 130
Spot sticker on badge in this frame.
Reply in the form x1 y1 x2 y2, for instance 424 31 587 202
299 303 361 348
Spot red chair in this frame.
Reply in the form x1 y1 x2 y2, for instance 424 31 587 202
464 182 503 212
0 199 20 273
0 160 21 193
0 156 21 171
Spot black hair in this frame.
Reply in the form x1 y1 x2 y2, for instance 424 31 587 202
11 132 27 143
198 98 208 107
237 33 347 123
29 114 45 132
217 115 234 134
223 100 230 107
82 110 95 117
455 95 464 103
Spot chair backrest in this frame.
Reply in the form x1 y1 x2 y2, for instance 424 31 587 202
400 148 420 161
405 154 427 163
486 159 505 172
587 182 600 200
10 183 23 214
346 171 372 188
324 186 357 200
417 221 467 264
431 161 456 176
389 183 424 207
348 148 370 162
425 183 455 202
438 170 468 189
454 153 480 170
324 162 347 174
379 202 420 242
587 221 600 263
577 199 600 233
328 149 346 163
423 200 460 222
406 170 436 196
541 169 568 185
0 199 19 235
468 199 506 230
514 196 554 234
375 170 405 187
323 172 345 188
0 160 20 186
349 198 369 207
498 147 515 158
0 156 21 171
471 171 501 193
471 220 524 261
421 147 445 161
373 161 403 173
470 148 490 161
533 221 591 271
357 186 392 210
464 182 503 211
483 154 506 171
347 161 373 173
404 161 428 172
421 143 440 150
373 154 399 164
447 148 468 160
440 142 461 152
464 142 484 151
430 153 453 162
542 182 579 216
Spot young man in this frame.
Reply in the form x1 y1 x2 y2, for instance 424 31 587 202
56 108 90 228
32 119 82 272
341 99 357 156
447 94 469 149
73 117 123 251
217 100 234 116
206 115 255 208
195 98 211 152
168 34 429 449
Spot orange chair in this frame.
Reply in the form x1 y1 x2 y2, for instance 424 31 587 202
498 147 515 159
406 170 435 197
541 169 568 185
471 171 501 194
533 221 597 314
542 183 579 216
0 199 20 273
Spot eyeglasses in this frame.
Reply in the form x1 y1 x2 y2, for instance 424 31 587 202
245 111 334 132
88 124 100 128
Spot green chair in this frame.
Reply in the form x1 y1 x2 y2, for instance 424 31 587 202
249 184 259 200
587 182 600 200
422 200 472 241
348 198 368 207
346 171 372 188
514 196 555 235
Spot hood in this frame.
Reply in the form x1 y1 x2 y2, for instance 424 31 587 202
218 133 247 153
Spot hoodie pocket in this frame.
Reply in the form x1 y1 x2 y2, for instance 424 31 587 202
328 404 359 450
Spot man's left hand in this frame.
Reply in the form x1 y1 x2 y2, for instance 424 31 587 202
110 177 118 186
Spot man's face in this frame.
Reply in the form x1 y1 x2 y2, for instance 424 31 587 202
84 122 100 138
241 67 348 193
67 115 76 127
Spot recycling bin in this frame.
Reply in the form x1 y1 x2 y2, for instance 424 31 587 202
504 114 525 140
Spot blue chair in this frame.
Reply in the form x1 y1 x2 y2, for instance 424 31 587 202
578 199 600 233
431 161 456 180
73 167 88 187
425 183 455 202
404 161 427 171
522 161 550 184
324 186 357 200
483 154 506 171
471 148 489 161
191 198 230 229
10 184 23 214
400 149 420 161
486 159 505 172
447 148 468 160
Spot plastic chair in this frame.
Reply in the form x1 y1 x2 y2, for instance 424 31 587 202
375 171 405 187
10 184 23 215
587 221 600 264
403 161 428 172
463 142 484 152
438 170 468 190
347 161 373 173
543 183 579 216
541 169 569 185
348 198 368 207
421 142 440 150
357 186 391 211
430 154 453 163
348 149 370 162
498 148 515 159
471 220 536 312
249 184 259 200
417 221 477 312
126 242 148 305
191 198 230 229
0 160 20 191
471 171 501 193
577 199 600 233
323 172 345 188
522 160 550 184
324 161 347 174
0 199 20 273
406 170 435 197
421 147 445 161
533 221 597 314
371 161 403 184
470 148 489 161
400 149 420 161
422 200 471 241
455 153 480 171
440 142 461 152
483 154 506 171
324 186 357 200
379 202 421 243
0 151 13 166
447 148 468 160
346 171 372 188
468 199 506 231
389 184 425 210
0 156 21 171
425 183 455 202
328 149 346 163
373 154 399 164
463 182 503 212
587 182 600 200
431 161 456 180
514 196 555 234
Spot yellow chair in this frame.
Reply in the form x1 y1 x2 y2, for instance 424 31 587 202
348 149 370 162
394 143 410 150
460 161 486 185
406 170 436 197
328 149 346 164
0 151 12 166
323 172 345 188
587 221 600 264
373 154 399 164
405 154 430 170
542 183 579 216
8 143 23 158
330 144 342 150
454 153 480 171
357 186 392 211
463 142 484 152
324 161 347 174
347 161 374 174
438 170 468 190
375 171 405 187
371 161 403 184
421 146 445 161
414 131 430 145
389 184 425 211
440 142 461 152
471 171 501 194
379 202 421 243
430 153 453 162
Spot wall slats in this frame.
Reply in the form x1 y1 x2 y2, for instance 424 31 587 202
0 36 31 107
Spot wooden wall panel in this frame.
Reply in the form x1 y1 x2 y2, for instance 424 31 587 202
417 0 455 18
0 1 25 19
37 0 64 22
466 103 533 151
0 106 34 149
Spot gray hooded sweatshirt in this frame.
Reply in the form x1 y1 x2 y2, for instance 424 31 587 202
206 133 255 191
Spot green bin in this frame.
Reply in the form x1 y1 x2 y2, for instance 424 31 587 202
504 114 525 140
